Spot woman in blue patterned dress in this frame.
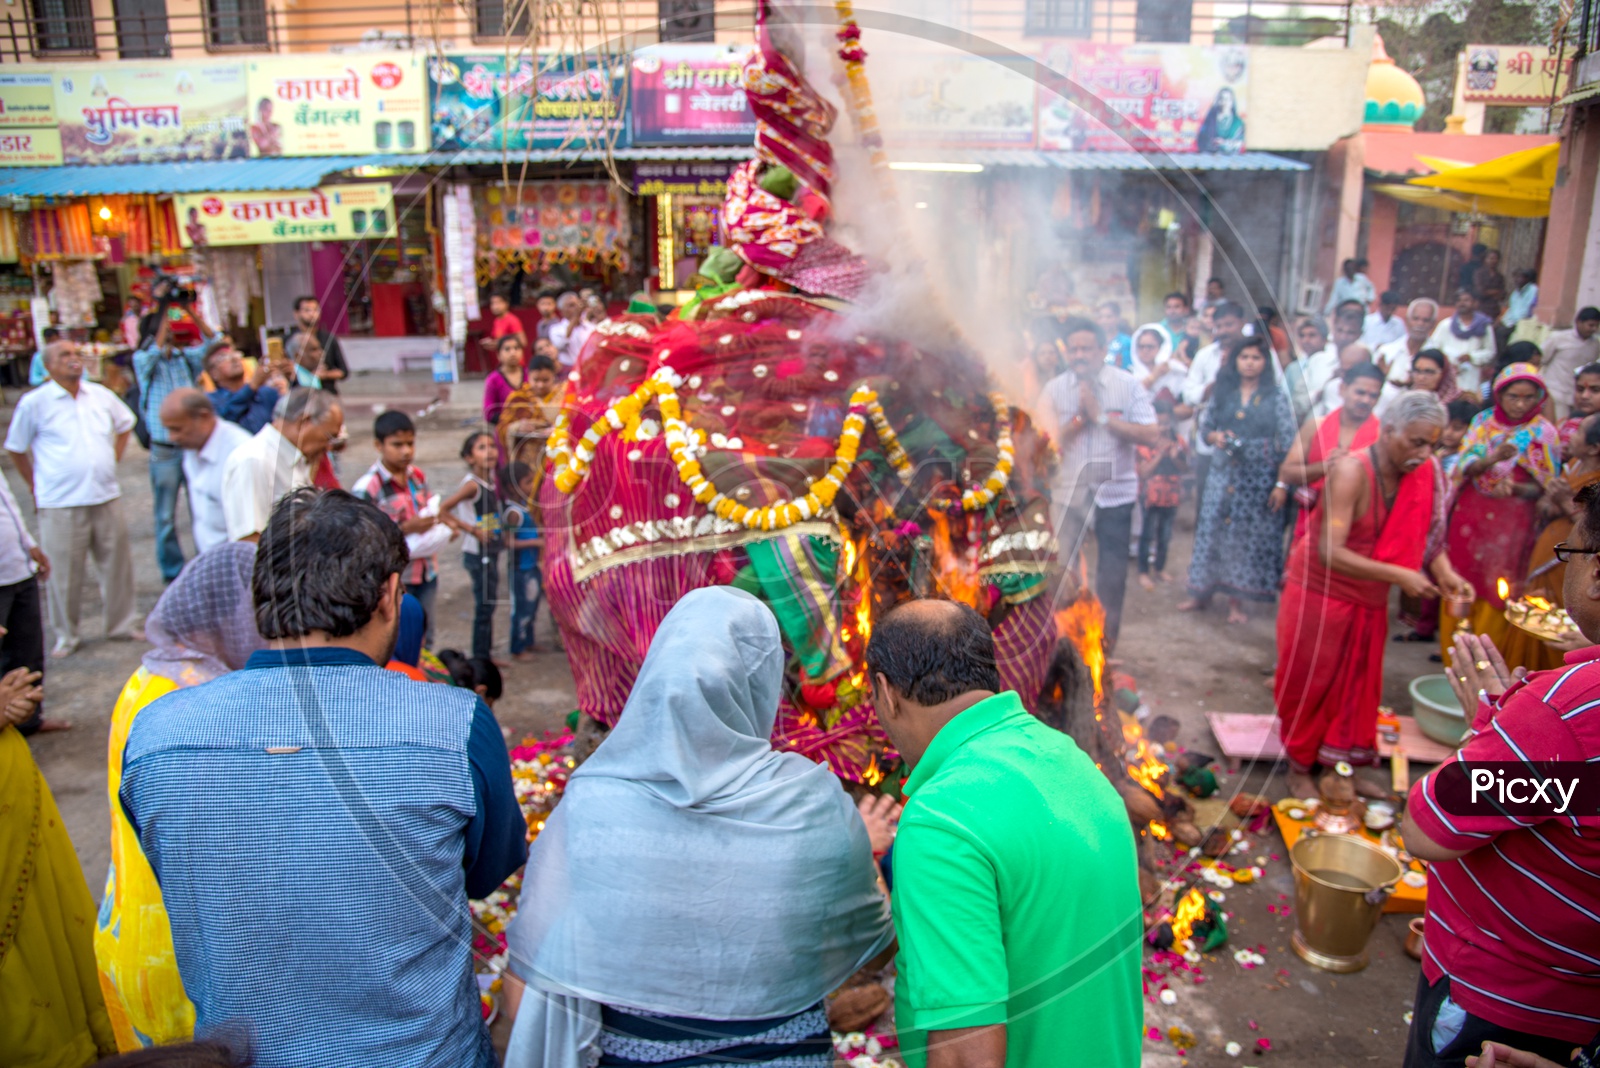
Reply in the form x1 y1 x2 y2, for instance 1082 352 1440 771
1180 335 1298 623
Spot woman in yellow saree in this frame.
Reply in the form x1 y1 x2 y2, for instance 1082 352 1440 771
95 542 263 1051
1 657 118 1067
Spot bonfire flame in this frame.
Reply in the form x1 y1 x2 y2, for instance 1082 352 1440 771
1054 590 1107 703
1169 887 1208 944
1148 820 1171 840
862 752 884 787
1124 714 1169 799
928 510 983 608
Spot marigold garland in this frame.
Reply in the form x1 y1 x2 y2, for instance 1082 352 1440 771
547 372 1015 526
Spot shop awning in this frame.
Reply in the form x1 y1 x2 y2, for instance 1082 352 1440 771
0 156 394 197
1397 141 1558 218
0 145 1307 198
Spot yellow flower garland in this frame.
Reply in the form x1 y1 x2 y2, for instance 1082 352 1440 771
547 372 1016 526
962 394 1016 512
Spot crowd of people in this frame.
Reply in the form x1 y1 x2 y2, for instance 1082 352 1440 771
1 255 1597 1068
1034 265 1599 1066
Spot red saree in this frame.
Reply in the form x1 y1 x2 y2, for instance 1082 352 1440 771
1275 451 1437 771
1293 411 1379 542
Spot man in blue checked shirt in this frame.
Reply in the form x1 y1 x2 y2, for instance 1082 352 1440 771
133 303 228 582
121 488 526 1068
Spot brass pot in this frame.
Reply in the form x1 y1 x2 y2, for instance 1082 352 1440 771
1289 831 1405 973
1405 917 1425 961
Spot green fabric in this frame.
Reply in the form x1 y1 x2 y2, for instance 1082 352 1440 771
892 692 1143 1068
896 415 966 470
756 164 799 201
729 565 764 598
744 535 851 681
699 245 745 285
626 293 657 315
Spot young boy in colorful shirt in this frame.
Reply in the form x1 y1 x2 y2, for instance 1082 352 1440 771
352 410 442 644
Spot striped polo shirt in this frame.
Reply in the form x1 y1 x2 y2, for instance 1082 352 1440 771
1408 645 1600 1044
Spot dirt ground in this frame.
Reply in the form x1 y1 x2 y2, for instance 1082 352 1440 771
10 372 1436 1066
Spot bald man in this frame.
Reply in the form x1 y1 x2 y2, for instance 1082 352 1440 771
159 388 251 553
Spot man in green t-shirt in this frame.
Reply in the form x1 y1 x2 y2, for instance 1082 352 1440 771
866 600 1143 1068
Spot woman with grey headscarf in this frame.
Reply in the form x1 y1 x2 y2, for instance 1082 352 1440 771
96 541 265 1046
502 586 894 1068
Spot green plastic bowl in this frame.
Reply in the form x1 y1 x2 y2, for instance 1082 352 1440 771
1410 674 1469 747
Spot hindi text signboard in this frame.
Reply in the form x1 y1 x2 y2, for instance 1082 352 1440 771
174 183 395 247
630 44 755 145
54 62 249 163
246 55 428 156
1463 45 1570 105
429 52 627 152
1037 43 1249 154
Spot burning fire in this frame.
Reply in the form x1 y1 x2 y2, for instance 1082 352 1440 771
927 510 983 607
1054 590 1107 703
1123 714 1169 798
1148 820 1170 840
862 753 884 786
1524 594 1555 610
852 532 873 643
1169 887 1208 944
1497 577 1510 601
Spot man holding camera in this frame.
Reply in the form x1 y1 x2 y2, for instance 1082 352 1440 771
134 292 228 584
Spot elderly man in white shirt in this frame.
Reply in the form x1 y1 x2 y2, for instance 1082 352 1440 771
4 340 138 657
158 388 253 553
547 291 597 370
1376 298 1441 411
221 387 343 542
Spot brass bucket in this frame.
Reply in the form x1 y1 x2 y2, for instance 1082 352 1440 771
1289 832 1404 973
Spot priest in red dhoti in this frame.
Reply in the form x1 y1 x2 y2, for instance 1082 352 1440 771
1272 362 1383 541
1274 390 1473 798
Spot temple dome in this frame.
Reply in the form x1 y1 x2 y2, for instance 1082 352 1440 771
1365 34 1426 130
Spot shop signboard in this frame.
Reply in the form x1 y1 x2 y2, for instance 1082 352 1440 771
632 160 739 196
0 72 59 128
1036 43 1249 154
173 183 395 248
428 52 628 152
54 62 249 164
875 51 1036 147
629 43 755 145
245 54 429 156
0 127 64 166
1462 45 1570 105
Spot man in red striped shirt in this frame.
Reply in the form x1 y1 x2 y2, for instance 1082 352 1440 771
1400 484 1600 1068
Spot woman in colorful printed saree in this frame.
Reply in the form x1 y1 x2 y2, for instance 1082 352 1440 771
1439 363 1561 658
1 655 118 1066
95 542 264 1050
501 586 893 1068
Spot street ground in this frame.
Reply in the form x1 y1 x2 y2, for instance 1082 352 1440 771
9 371 1432 1066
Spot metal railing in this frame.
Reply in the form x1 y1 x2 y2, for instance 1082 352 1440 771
0 0 1354 63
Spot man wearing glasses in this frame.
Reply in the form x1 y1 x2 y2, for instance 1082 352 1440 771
1399 499 1600 1068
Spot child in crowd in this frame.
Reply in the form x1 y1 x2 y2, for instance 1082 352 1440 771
1136 402 1188 589
1558 362 1600 453
351 411 443 646
440 431 503 661
434 649 503 708
504 461 545 661
1438 398 1481 480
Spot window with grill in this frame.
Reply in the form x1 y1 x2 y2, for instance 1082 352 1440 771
31 0 95 54
659 0 714 43
1024 0 1091 36
1136 0 1192 42
116 0 170 58
474 0 531 39
207 0 269 48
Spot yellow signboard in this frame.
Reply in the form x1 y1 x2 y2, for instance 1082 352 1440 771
0 127 64 166
245 55 427 156
1463 45 1570 105
0 72 58 128
54 62 249 163
173 183 395 247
